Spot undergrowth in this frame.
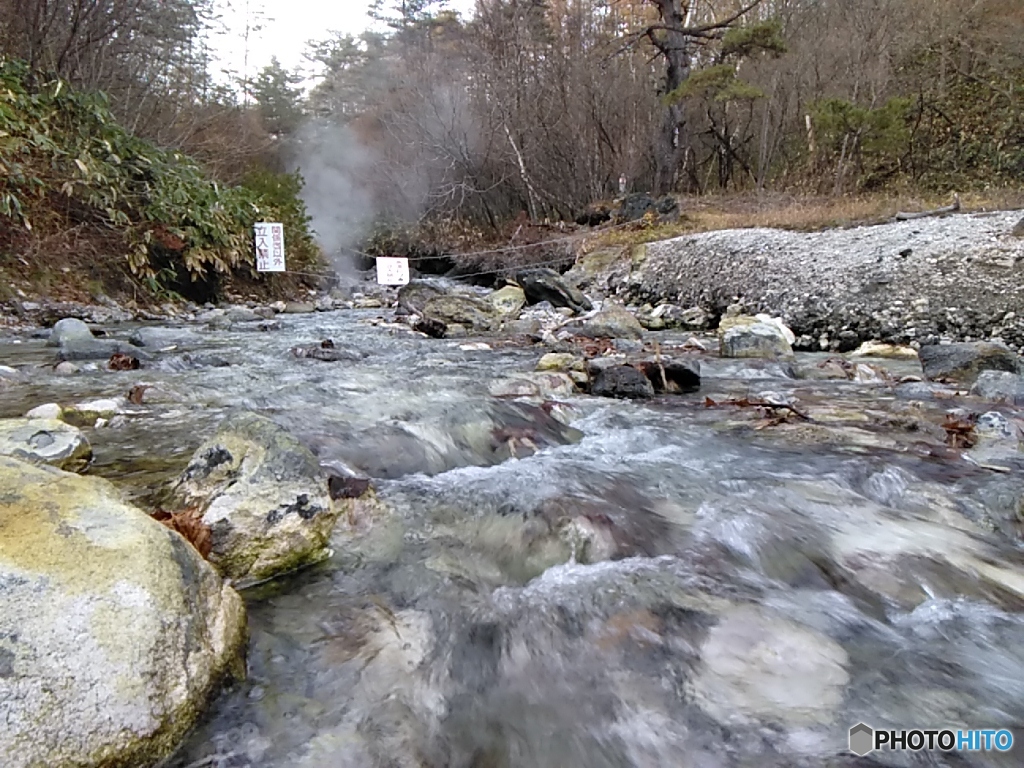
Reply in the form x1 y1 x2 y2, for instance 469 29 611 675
0 58 321 300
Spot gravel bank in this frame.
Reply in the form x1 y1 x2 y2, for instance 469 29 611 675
623 210 1024 351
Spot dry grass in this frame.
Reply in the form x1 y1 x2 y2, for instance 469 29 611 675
587 189 1024 250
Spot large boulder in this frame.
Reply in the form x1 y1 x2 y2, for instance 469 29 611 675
172 413 340 587
397 280 446 314
516 268 593 314
719 318 795 360
970 370 1024 404
918 341 1020 384
0 418 91 471
422 294 502 333
46 317 93 347
576 303 644 340
0 457 246 768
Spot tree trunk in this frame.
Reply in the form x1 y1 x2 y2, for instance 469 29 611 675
651 0 692 195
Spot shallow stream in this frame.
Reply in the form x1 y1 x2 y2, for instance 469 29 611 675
2 309 1023 767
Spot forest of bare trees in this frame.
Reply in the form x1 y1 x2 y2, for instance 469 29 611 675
2 0 1022 237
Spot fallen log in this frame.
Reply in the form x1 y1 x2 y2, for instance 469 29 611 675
894 194 960 221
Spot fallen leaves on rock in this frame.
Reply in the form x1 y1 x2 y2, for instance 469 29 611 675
942 412 978 449
127 384 151 404
151 507 212 559
108 352 140 371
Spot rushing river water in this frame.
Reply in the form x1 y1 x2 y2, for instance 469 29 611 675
2 307 1024 767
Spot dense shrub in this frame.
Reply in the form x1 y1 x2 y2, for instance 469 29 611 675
0 58 320 293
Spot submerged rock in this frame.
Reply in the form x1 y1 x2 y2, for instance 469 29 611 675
57 337 146 362
173 413 340 587
0 418 91 471
0 456 246 768
919 341 1020 384
129 326 203 349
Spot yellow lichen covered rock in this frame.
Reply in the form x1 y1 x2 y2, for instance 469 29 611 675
0 456 247 768
172 413 340 588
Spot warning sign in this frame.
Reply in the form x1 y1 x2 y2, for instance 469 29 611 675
376 257 410 285
254 222 285 272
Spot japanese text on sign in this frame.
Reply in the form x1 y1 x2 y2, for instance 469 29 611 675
254 222 285 272
376 257 410 285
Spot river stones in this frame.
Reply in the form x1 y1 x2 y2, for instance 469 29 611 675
172 413 340 587
0 418 91 471
918 341 1020 384
0 456 246 768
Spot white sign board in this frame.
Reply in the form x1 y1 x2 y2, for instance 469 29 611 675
254 222 285 272
376 257 410 285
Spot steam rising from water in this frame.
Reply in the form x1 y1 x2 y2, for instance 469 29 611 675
292 120 379 275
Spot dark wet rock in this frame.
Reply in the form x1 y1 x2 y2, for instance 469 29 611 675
918 341 1020 384
173 413 341 587
516 268 593 314
129 326 203 349
970 370 1024 404
398 280 447 314
414 315 447 338
1012 216 1024 237
575 303 644 341
256 320 282 332
46 317 93 347
0 456 246 768
57 337 150 362
422 294 502 332
328 475 372 500
290 343 366 362
636 358 701 393
591 364 655 399
615 193 678 222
